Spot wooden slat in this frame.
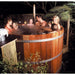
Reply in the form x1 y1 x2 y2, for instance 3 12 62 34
54 31 59 72
57 27 64 71
46 33 52 73
50 32 56 73
29 35 37 70
56 31 60 72
34 35 41 63
59 28 64 70
23 35 30 61
58 30 61 71
16 42 24 61
29 35 36 61
40 34 47 60
66 18 70 47
16 35 24 61
34 35 41 54
1 39 18 65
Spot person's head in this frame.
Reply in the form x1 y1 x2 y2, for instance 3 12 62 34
53 15 60 24
7 19 13 25
36 16 42 22
29 19 33 24
13 22 18 30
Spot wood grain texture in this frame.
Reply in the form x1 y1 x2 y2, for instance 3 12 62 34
1 39 18 65
40 34 47 60
54 31 59 73
50 32 56 73
23 35 30 61
46 33 52 73
29 35 36 61
16 26 64 73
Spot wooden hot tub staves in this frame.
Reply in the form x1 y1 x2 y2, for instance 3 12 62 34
15 26 64 73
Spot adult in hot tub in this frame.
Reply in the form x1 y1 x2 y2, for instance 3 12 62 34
35 16 47 27
5 19 13 34
13 22 18 30
0 19 13 42
12 22 23 35
27 19 34 28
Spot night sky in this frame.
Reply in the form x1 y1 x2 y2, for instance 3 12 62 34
0 1 75 73
0 2 68 14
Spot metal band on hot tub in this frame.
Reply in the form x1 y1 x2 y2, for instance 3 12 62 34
24 50 62 64
17 33 64 43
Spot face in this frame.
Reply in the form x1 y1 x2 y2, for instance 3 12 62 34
13 23 18 30
8 20 12 25
53 16 60 24
29 19 33 24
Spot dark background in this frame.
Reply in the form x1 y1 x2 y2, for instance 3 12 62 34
0 2 69 14
0 1 75 73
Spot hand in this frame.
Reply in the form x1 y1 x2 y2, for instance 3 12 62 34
54 25 58 29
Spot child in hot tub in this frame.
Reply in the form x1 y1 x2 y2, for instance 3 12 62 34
27 19 34 28
48 16 61 31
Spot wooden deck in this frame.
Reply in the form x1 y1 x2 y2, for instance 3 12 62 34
63 45 68 54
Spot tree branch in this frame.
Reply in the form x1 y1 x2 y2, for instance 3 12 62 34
26 2 33 7
55 2 57 6
42 2 47 13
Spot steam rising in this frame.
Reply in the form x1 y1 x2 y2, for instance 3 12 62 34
12 25 45 35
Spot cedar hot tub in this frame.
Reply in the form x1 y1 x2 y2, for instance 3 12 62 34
12 26 64 73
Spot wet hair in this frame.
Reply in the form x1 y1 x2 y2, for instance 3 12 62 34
53 15 60 20
7 17 12 22
36 15 42 18
13 22 18 26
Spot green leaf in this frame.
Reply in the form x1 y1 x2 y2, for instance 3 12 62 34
20 62 23 66
24 64 28 68
31 69 34 73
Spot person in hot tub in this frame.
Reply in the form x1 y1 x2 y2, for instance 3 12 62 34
13 22 18 30
27 19 34 28
12 22 23 35
35 16 47 27
50 15 61 31
5 19 13 34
